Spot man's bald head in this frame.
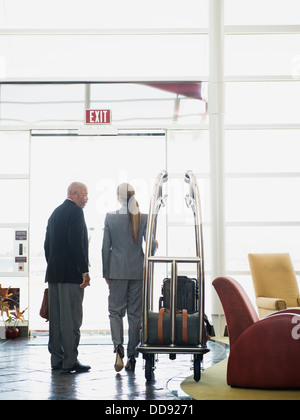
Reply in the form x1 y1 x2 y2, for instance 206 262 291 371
67 182 88 209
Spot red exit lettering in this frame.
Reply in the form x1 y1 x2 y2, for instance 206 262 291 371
86 109 111 124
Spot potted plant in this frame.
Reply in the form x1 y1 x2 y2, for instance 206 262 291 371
5 306 27 339
0 284 27 339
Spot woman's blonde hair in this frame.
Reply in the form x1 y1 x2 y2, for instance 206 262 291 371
117 183 141 244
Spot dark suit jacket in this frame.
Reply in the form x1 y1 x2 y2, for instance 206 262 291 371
44 199 89 284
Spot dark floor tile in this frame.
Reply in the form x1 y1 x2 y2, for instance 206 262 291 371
0 335 228 400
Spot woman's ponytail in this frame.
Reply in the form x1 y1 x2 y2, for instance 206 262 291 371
117 183 141 244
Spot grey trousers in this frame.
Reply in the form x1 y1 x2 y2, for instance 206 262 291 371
108 279 143 358
48 283 84 370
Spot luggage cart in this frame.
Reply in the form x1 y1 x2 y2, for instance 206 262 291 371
137 170 210 381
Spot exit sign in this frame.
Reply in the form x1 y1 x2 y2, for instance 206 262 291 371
86 109 111 124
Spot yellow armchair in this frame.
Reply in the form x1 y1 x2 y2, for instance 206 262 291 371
248 253 300 318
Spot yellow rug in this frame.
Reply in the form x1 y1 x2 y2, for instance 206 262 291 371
181 359 300 400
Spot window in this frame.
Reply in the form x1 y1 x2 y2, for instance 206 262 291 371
226 81 300 124
225 35 300 76
225 0 300 25
1 35 208 80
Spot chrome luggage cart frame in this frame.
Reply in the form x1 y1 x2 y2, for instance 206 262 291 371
137 170 210 381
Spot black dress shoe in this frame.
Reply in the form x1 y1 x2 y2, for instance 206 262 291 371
62 361 91 373
51 364 62 371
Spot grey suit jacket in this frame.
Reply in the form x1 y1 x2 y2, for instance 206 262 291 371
102 206 155 280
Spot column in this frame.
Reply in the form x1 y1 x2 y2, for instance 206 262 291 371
209 0 226 337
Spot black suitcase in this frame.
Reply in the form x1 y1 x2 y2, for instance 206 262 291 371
159 276 198 313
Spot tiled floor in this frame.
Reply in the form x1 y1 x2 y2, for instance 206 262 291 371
0 334 228 400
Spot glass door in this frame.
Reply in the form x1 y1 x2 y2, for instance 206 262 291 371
29 131 166 331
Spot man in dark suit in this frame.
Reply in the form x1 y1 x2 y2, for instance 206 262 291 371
44 182 91 373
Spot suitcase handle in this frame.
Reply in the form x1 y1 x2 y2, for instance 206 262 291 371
158 308 188 345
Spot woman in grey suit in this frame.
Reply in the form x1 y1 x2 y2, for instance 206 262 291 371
102 183 156 373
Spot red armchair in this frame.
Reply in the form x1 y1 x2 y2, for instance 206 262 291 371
212 276 300 389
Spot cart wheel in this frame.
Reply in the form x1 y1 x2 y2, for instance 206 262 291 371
193 354 202 382
145 354 155 381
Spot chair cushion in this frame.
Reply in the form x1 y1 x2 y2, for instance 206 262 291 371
248 253 299 307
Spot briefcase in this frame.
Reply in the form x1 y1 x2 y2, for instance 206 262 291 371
39 288 49 322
